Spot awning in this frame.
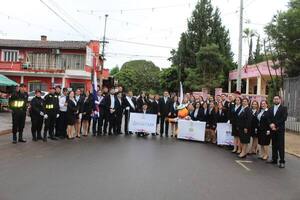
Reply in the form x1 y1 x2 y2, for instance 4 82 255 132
0 74 18 86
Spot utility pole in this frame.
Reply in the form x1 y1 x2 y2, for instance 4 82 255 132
236 0 243 92
99 14 109 89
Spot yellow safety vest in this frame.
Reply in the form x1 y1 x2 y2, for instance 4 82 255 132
12 100 24 108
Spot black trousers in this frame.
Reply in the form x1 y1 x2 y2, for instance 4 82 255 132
108 112 116 134
160 115 169 136
56 111 67 138
12 111 26 141
124 111 130 134
271 131 285 164
44 114 56 139
92 116 98 135
31 115 43 140
115 113 123 134
98 111 108 134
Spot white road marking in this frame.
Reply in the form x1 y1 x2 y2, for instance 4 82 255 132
235 160 253 171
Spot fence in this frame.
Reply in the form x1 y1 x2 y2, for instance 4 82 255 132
283 76 300 133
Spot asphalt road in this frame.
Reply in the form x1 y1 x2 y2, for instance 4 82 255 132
0 123 299 200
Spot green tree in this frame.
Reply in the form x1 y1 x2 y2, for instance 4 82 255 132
169 0 234 91
265 0 300 77
254 35 264 63
159 66 179 92
114 60 161 94
110 65 119 76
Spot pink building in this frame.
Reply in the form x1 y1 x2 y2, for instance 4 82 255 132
228 61 283 96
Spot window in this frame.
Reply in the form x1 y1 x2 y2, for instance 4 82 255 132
28 82 48 92
61 54 85 70
1 50 19 62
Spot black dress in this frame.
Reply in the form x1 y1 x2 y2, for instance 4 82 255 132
66 99 78 125
257 109 271 145
249 109 259 138
237 106 252 144
230 105 242 137
82 95 93 121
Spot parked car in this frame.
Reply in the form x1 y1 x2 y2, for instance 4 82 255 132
28 91 48 101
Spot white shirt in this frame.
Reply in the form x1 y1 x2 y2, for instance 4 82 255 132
164 97 168 103
194 108 199 118
274 104 280 116
59 95 67 112
257 109 268 121
110 95 115 109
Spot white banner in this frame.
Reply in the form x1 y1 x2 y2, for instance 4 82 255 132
86 46 93 66
217 123 234 145
129 113 157 133
177 120 206 142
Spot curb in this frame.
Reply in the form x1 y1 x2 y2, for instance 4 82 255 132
0 129 11 136
286 150 300 158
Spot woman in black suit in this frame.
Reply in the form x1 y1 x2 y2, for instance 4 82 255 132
207 101 217 144
169 95 179 137
82 91 93 136
66 91 77 139
249 100 259 154
191 102 203 121
215 102 228 123
136 91 147 113
230 97 242 153
257 100 271 160
237 98 252 158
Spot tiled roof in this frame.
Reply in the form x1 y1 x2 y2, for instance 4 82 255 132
0 39 88 50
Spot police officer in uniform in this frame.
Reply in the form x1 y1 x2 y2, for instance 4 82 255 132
30 89 45 141
9 83 28 144
43 87 59 141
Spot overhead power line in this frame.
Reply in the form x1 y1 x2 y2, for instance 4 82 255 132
107 38 176 49
106 52 169 59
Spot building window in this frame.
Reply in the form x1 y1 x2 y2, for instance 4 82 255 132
28 82 48 92
1 50 19 62
61 54 85 70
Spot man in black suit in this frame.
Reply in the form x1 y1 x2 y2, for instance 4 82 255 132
98 87 109 135
123 90 136 135
158 91 172 137
268 95 288 168
102 88 118 135
115 92 123 135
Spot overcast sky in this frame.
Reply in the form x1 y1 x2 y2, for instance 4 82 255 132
0 0 289 70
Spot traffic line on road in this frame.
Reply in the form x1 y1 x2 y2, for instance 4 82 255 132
235 160 253 171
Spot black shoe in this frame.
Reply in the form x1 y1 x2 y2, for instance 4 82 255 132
50 137 58 140
279 163 285 168
18 139 27 143
32 138 37 142
43 139 47 142
267 160 277 164
238 154 247 159
37 137 43 140
12 140 17 144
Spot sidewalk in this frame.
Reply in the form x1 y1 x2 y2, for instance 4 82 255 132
285 131 300 158
0 111 12 135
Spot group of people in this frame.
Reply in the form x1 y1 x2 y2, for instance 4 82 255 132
8 84 288 168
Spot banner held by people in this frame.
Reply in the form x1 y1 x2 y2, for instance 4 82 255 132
129 113 157 133
217 123 234 145
177 120 206 142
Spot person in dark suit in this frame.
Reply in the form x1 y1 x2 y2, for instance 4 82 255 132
191 102 203 121
257 100 271 160
236 98 252 158
115 92 123 135
169 95 179 137
221 94 230 110
75 89 84 138
102 88 118 135
30 89 45 141
249 100 259 154
66 91 77 139
158 91 172 137
136 91 147 113
98 87 109 135
230 97 242 153
207 101 217 144
123 90 136 135
81 91 93 136
215 102 228 123
268 95 288 168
